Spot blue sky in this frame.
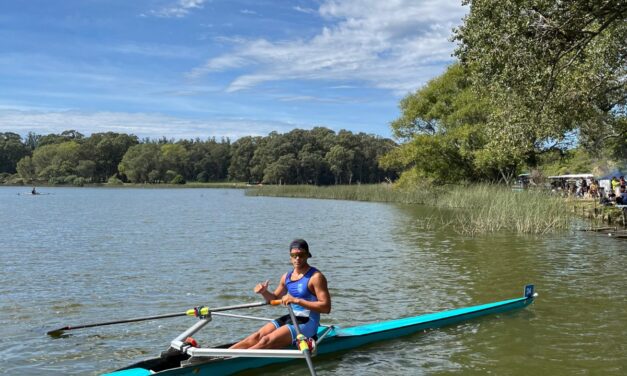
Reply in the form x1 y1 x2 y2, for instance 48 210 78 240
0 0 467 141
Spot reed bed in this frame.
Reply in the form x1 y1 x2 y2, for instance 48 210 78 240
247 183 574 235
440 185 573 235
246 184 443 204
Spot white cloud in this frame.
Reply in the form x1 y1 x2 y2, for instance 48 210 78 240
0 109 311 140
149 0 207 18
293 6 317 14
192 0 467 94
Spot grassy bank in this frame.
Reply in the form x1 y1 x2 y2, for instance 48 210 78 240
247 184 575 235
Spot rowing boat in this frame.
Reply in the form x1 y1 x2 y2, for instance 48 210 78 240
102 285 537 376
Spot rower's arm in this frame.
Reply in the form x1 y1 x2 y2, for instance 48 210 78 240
259 274 287 302
299 272 331 314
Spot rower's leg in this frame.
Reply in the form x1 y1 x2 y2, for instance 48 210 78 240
229 322 277 349
249 325 293 349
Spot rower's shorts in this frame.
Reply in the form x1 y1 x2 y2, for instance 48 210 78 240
272 314 318 344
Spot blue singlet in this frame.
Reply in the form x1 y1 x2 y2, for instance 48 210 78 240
271 267 320 343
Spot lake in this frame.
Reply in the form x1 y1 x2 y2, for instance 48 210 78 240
0 186 625 375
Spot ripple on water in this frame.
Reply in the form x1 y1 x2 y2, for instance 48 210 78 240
1 187 626 375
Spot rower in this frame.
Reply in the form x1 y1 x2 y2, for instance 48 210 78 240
31 186 37 195
230 239 331 350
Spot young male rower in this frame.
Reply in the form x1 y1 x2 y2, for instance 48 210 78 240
230 239 331 350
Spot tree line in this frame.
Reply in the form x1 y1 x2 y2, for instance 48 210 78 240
0 128 398 186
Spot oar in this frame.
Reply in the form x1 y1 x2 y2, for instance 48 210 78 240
47 301 274 337
286 303 318 376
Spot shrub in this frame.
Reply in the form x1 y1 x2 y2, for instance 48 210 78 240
107 175 124 185
170 174 186 184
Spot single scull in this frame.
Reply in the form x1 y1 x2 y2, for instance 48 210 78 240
101 284 537 376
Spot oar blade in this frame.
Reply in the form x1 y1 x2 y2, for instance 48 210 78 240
46 327 69 338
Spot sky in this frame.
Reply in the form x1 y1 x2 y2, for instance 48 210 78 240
0 0 467 141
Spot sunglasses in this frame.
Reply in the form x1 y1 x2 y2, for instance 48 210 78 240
290 252 308 259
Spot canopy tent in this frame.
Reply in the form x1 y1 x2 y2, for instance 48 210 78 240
547 174 594 180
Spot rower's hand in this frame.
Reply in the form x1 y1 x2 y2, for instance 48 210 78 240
281 294 299 306
254 280 269 294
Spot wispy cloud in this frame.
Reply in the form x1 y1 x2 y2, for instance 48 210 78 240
191 0 466 94
293 6 317 15
147 0 207 18
0 109 311 140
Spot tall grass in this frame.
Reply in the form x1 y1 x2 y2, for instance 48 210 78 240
436 184 573 235
246 184 445 204
247 184 574 235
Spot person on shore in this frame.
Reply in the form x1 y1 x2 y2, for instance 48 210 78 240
577 178 588 197
617 186 627 205
611 177 620 196
230 239 331 350
588 180 599 199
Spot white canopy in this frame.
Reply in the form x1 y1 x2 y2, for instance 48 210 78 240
547 174 594 179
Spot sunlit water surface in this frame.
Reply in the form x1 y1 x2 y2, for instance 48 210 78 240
0 187 625 375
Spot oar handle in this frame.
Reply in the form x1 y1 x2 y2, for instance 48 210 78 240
286 303 317 376
270 300 282 306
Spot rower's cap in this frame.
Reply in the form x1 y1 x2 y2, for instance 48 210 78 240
289 239 311 257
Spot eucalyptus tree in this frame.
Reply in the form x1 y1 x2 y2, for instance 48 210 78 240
0 132 30 174
298 144 326 185
325 145 355 184
37 130 85 147
228 136 259 182
263 154 298 184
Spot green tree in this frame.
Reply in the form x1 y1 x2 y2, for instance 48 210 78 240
0 132 30 174
382 64 494 184
76 160 97 180
263 154 298 184
118 144 162 183
16 156 36 180
298 145 326 185
31 141 81 180
81 132 139 182
160 143 188 177
325 145 354 184
228 136 259 182
454 0 626 161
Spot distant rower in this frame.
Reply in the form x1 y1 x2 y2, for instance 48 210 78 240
31 187 37 195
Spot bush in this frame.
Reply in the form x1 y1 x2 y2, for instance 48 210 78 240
63 175 79 184
107 175 124 185
72 177 86 186
48 176 65 185
170 174 186 184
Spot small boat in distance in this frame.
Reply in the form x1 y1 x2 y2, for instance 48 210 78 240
102 285 538 376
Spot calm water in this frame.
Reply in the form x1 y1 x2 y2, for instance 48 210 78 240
0 187 625 375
